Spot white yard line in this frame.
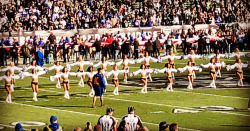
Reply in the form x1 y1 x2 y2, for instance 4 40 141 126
36 88 250 117
0 101 201 131
0 124 29 131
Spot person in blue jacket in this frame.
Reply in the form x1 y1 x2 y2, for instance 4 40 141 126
92 68 107 108
36 46 44 66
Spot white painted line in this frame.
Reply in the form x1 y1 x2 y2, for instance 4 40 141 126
0 101 201 131
36 88 250 117
0 124 29 131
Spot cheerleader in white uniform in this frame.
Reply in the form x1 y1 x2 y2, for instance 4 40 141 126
226 59 249 86
160 51 182 79
25 60 44 71
183 50 203 78
85 66 97 97
1 62 23 92
94 57 115 84
48 61 64 88
136 52 159 82
116 55 135 83
157 63 178 91
130 64 154 93
200 58 223 88
0 70 21 103
50 67 77 99
178 61 202 90
228 48 248 60
208 50 226 77
106 65 128 95
68 56 93 87
21 69 47 101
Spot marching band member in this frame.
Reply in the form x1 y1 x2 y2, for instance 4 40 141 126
200 58 221 88
0 70 21 103
178 61 202 90
226 59 249 86
160 51 182 79
106 65 128 95
48 61 64 88
116 55 135 83
130 64 154 93
25 60 44 71
1 62 23 92
183 50 203 78
85 66 97 97
50 67 77 99
208 50 226 77
157 63 178 91
21 69 47 101
68 56 93 87
136 52 159 82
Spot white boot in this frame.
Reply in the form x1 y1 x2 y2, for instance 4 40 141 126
56 79 61 88
193 72 196 79
113 87 119 95
212 80 216 88
208 80 213 87
148 74 153 82
11 84 14 92
66 91 70 99
169 83 173 92
166 83 171 91
78 77 84 87
116 87 119 95
124 76 127 83
89 89 95 97
217 70 221 77
141 86 145 93
240 79 244 86
33 92 37 101
8 94 12 103
187 82 193 90
6 95 10 103
144 85 148 93
172 73 175 80
237 79 241 86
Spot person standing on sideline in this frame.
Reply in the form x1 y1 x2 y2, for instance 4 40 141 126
97 107 117 131
93 38 102 61
134 38 139 59
11 43 19 66
36 46 44 66
121 106 143 131
21 41 31 65
154 37 161 58
44 40 52 64
92 68 106 107
112 38 119 60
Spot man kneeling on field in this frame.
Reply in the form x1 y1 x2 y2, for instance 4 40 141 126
43 115 63 131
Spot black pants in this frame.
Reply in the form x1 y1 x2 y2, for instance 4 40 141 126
134 50 139 59
12 56 18 65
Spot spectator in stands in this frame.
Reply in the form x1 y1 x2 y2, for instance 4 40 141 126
15 123 24 131
21 41 31 65
169 123 178 131
43 115 63 131
159 121 169 131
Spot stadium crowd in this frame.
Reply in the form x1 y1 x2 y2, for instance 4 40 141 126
0 0 249 32
14 106 178 131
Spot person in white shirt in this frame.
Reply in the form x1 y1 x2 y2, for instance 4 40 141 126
130 64 154 93
0 70 21 103
20 69 47 101
121 106 143 131
106 65 128 95
50 67 78 99
157 63 178 91
97 107 117 131
84 66 97 97
48 61 64 88
226 58 249 86
1 62 23 92
116 55 135 83
178 61 202 90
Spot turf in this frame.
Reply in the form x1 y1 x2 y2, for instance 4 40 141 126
0 51 250 131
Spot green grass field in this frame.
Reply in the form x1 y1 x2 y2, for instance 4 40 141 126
0 51 250 131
